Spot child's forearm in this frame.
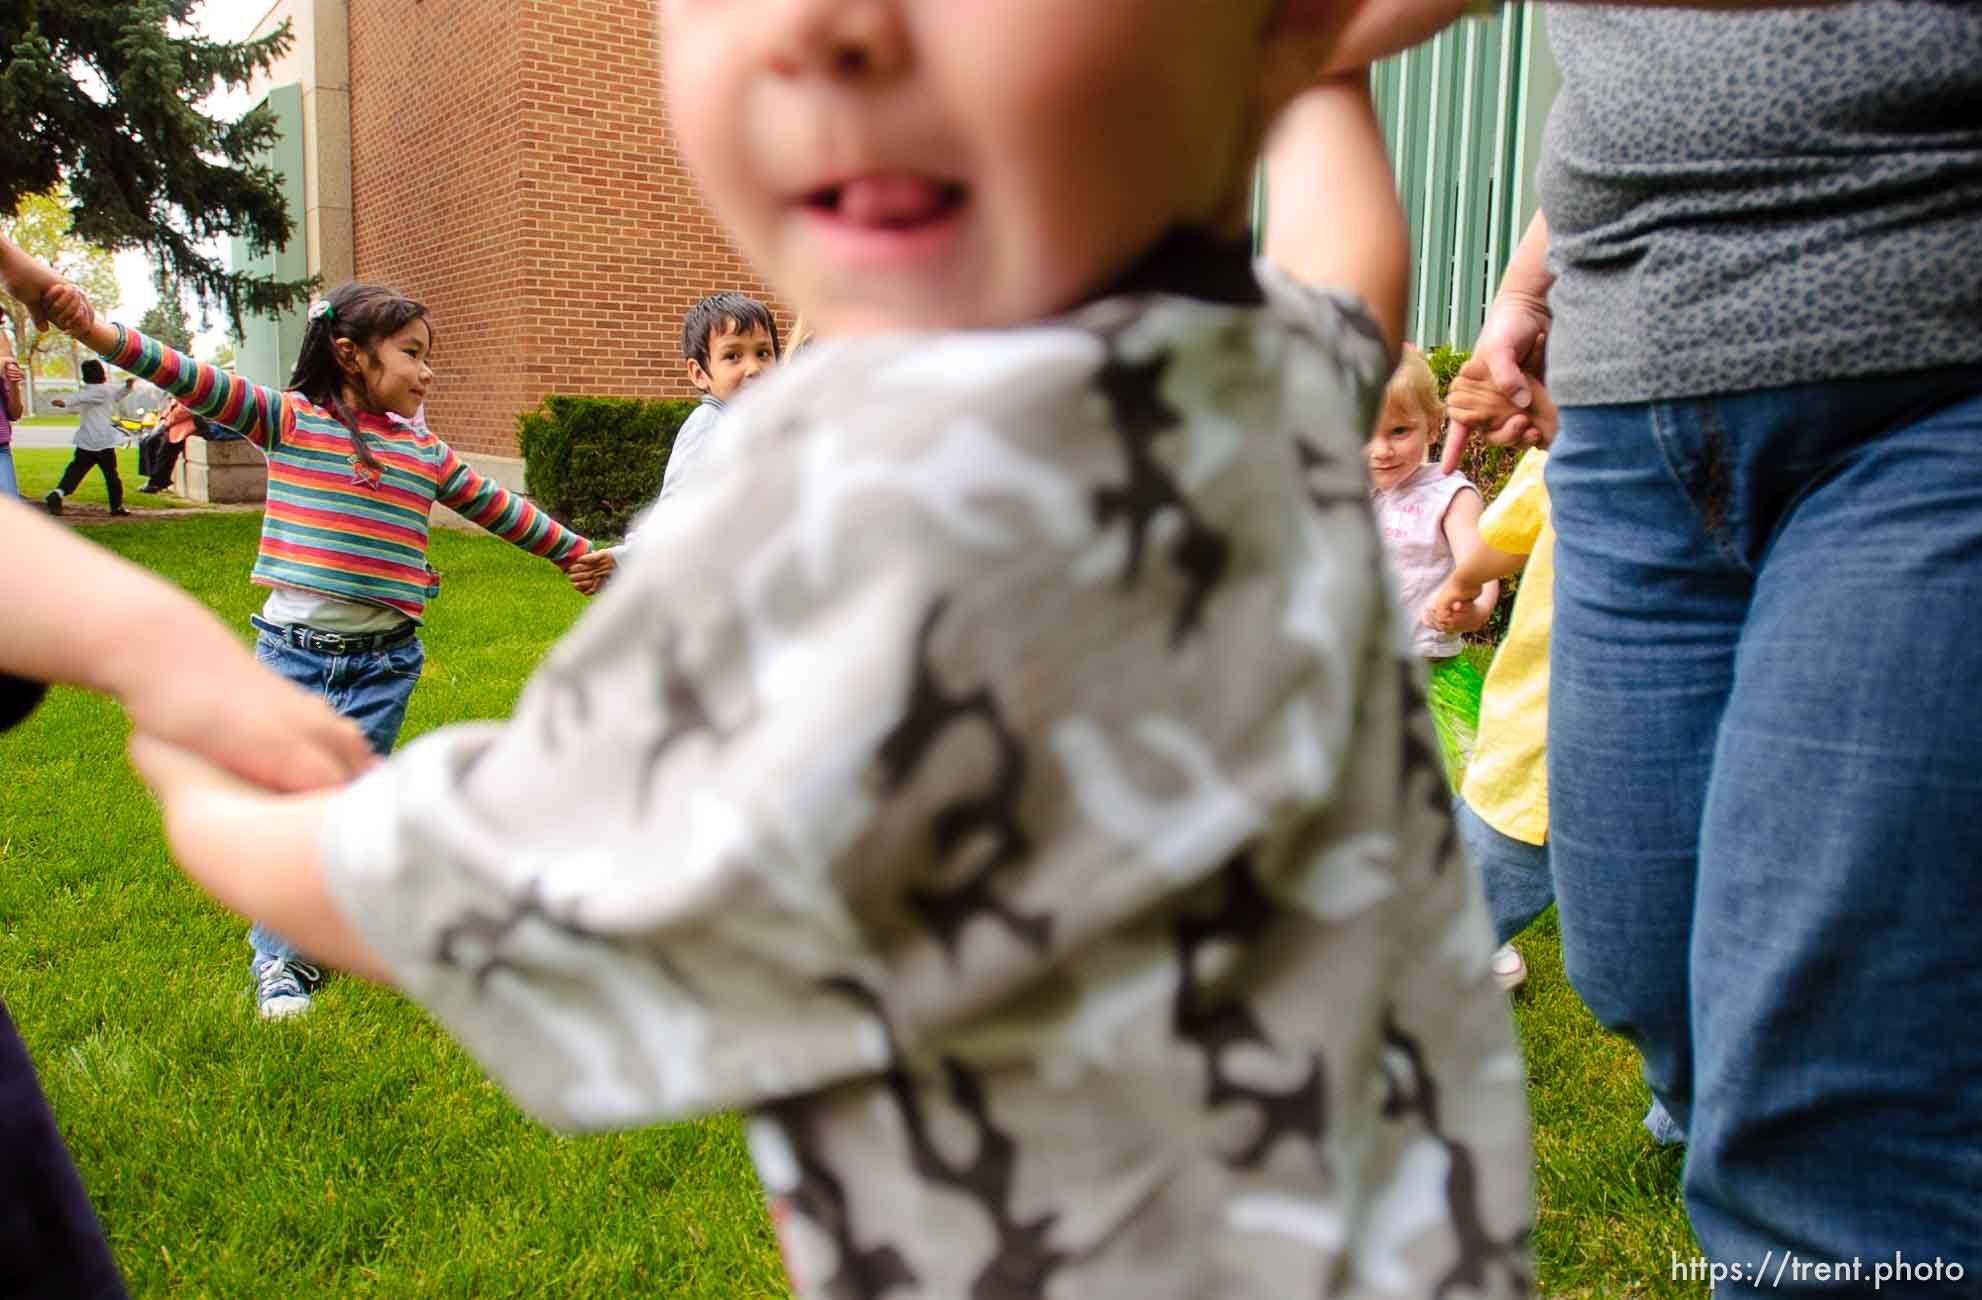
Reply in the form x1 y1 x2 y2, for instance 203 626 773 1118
1453 539 1527 587
4 504 217 698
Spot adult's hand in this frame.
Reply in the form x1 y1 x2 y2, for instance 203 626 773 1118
1442 210 1556 472
1442 300 1553 474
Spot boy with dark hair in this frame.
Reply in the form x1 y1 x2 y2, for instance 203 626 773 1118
45 358 135 516
667 290 780 498
567 291 783 595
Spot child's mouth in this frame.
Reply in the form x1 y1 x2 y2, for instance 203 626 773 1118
806 175 967 230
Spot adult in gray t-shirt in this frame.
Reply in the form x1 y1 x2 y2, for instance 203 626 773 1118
1455 5 1981 1287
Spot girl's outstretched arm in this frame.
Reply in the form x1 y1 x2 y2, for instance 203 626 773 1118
432 441 592 568
1425 535 1524 632
0 235 288 448
1 502 376 790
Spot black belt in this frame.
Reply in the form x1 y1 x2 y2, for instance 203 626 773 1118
251 615 417 657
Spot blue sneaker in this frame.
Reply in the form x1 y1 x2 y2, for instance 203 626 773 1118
254 956 323 1020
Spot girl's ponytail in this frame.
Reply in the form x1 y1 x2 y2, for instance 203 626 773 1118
287 283 430 477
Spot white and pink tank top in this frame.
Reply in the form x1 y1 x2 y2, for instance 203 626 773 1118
1370 462 1477 659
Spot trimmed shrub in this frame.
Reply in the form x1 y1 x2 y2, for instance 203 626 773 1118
517 394 700 542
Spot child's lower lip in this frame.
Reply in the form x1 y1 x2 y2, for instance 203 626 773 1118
799 200 965 271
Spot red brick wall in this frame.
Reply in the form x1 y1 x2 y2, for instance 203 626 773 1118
347 0 782 458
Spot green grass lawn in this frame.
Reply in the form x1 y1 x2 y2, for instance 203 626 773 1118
1 514 787 1297
14 410 83 427
0 512 1703 1297
9 446 218 512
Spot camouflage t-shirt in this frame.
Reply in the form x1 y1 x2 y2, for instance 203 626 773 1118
321 243 1534 1299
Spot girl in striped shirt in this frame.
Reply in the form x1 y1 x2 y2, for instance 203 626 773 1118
4 254 593 1018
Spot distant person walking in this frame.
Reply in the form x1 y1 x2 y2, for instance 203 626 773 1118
44 359 133 516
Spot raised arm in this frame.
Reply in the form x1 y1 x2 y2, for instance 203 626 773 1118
1262 72 1410 355
0 234 287 449
100 323 287 450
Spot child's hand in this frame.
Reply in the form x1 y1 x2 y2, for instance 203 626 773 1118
127 732 391 982
567 550 615 596
116 647 378 793
1423 573 1486 633
41 282 99 338
129 728 263 809
1 361 23 387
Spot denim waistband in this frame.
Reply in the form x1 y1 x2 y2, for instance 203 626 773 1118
250 615 417 657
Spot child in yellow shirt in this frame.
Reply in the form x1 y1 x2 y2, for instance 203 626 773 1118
1427 363 1557 992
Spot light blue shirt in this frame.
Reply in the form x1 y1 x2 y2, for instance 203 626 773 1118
658 395 725 501
611 395 727 565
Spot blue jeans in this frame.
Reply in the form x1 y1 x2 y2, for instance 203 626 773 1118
1453 796 1553 947
1546 368 1982 1291
0 445 17 500
1453 795 1683 1146
246 621 424 966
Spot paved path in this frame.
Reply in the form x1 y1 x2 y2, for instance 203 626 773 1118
7 420 83 450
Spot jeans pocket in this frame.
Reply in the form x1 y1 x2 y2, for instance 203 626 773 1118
380 636 426 682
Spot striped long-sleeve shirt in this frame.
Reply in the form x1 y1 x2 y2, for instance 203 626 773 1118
107 325 589 621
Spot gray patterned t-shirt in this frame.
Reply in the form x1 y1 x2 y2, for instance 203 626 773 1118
1539 3 1982 405
321 254 1533 1299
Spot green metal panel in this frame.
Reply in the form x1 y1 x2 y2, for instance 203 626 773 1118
229 82 308 385
1380 9 1548 350
1268 11 1559 352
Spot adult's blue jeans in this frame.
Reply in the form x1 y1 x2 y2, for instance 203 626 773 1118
0 445 18 500
245 621 424 966
1545 368 1982 1293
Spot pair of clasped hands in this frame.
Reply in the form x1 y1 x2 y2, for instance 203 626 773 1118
1420 322 1557 636
0 234 376 809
